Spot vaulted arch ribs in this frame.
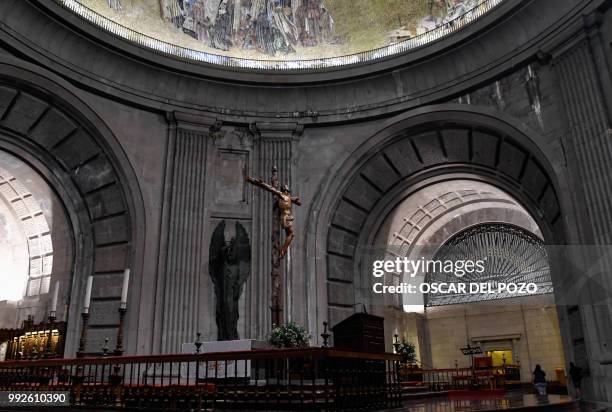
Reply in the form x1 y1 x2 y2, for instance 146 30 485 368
326 125 561 287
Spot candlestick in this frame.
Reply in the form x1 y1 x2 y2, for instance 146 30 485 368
194 332 202 354
114 306 127 356
44 312 57 358
77 311 90 358
393 334 401 354
321 321 330 348
120 268 130 308
102 338 110 357
83 275 93 313
50 281 59 316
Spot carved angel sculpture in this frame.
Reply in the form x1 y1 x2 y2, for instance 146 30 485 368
209 221 251 341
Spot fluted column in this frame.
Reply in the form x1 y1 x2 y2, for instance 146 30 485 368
553 17 612 397
556 46 612 245
156 113 218 353
249 122 302 338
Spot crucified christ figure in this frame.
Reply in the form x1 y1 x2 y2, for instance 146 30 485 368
244 166 301 259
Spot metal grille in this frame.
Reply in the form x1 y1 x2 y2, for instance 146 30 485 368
425 223 553 307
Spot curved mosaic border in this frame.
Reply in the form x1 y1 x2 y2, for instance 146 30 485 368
57 0 504 70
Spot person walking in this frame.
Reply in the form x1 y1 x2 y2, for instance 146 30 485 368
568 362 583 398
533 364 547 395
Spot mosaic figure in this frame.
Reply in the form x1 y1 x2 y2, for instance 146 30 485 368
443 0 478 25
211 0 234 51
192 0 212 42
320 3 334 43
238 10 256 49
270 1 299 49
296 0 323 47
160 0 186 28
253 6 275 55
107 0 123 11
159 0 334 55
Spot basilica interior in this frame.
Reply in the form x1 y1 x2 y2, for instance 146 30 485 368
0 0 611 411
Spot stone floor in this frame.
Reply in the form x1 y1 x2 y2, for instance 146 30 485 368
397 393 577 412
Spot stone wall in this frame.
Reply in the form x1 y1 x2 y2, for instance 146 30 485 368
0 0 611 404
425 296 565 382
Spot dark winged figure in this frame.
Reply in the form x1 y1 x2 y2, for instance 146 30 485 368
209 221 251 341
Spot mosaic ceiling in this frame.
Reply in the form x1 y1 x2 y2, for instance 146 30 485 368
62 0 502 69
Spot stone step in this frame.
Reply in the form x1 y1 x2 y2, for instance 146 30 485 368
401 385 431 393
401 390 447 401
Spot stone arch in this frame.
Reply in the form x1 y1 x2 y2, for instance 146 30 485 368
307 104 566 336
371 180 541 253
368 180 543 309
0 56 143 355
0 154 69 302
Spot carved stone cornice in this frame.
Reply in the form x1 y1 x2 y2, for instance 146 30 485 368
167 111 223 137
249 122 304 141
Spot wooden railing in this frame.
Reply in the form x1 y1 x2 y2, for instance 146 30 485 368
0 348 401 411
400 365 522 390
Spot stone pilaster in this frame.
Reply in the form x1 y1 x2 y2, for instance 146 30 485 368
553 16 612 398
155 112 218 354
555 42 612 244
249 122 303 338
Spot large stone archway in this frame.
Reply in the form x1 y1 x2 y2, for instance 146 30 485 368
301 103 591 391
304 105 574 343
0 56 144 356
0 150 74 331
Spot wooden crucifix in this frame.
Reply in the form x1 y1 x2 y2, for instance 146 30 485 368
244 166 301 328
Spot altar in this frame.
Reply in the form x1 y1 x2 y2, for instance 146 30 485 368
180 339 268 379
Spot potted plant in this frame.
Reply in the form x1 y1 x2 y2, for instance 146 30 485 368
396 340 422 382
268 322 311 380
397 340 417 365
268 322 310 349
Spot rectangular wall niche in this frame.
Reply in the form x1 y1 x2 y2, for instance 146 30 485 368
214 150 248 206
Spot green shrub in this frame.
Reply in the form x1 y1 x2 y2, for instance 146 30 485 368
398 340 417 364
268 322 311 349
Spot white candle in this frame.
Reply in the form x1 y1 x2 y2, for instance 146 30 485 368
83 275 93 313
120 268 130 307
50 281 59 314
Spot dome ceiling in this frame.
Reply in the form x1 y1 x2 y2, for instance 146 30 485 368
62 0 502 69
